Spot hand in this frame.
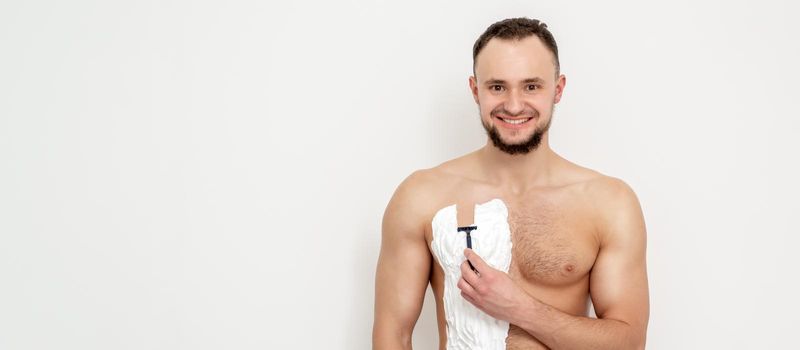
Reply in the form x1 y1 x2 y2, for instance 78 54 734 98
457 248 532 323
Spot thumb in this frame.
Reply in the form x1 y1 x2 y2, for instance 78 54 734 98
464 248 490 272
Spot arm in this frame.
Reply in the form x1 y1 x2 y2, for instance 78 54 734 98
518 178 649 349
372 172 432 350
457 178 650 350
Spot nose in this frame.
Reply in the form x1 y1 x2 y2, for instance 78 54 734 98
504 90 524 116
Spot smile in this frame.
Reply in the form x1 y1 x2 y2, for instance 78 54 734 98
495 116 534 127
500 118 531 124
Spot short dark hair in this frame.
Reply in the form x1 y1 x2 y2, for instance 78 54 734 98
472 17 560 77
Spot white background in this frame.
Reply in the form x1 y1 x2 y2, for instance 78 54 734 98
2 0 799 349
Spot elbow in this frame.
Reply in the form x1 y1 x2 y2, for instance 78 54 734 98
629 340 646 350
372 322 413 350
610 319 645 350
625 329 647 350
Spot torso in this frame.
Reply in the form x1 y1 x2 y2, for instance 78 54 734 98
420 154 603 350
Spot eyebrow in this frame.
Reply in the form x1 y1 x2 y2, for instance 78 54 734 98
483 77 546 85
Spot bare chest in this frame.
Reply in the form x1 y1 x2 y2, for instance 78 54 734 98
506 197 599 287
425 187 601 288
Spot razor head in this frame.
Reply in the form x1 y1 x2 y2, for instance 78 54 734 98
457 226 477 249
457 226 478 271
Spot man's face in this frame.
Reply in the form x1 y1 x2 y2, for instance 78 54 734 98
469 36 566 155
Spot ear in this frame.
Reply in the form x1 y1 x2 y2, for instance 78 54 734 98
468 75 479 104
554 74 566 104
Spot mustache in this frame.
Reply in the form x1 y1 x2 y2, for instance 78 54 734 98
491 106 538 118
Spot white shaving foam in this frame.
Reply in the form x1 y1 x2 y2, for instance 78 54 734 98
430 198 513 349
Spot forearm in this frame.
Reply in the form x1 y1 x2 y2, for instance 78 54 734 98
513 298 644 350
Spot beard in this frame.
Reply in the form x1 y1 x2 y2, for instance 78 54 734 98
481 104 554 155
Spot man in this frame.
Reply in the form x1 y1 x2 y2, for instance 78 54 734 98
373 17 649 350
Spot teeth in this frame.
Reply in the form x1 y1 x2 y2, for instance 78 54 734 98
501 118 530 125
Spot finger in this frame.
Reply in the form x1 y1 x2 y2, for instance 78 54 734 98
464 248 491 273
461 290 478 306
460 259 481 286
457 276 477 297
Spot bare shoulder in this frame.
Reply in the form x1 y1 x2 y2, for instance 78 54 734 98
394 153 476 204
552 156 645 244
387 168 440 213
579 174 646 246
383 164 464 237
553 156 638 205
582 174 639 204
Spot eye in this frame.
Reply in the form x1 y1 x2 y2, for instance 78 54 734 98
526 84 540 91
490 85 505 92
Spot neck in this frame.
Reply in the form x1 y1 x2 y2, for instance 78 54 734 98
476 133 558 193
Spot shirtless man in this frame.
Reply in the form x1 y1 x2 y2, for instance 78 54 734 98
372 18 649 349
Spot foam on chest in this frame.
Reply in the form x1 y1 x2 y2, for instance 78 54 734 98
429 198 513 350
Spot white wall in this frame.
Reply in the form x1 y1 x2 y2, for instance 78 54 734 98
2 0 799 349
